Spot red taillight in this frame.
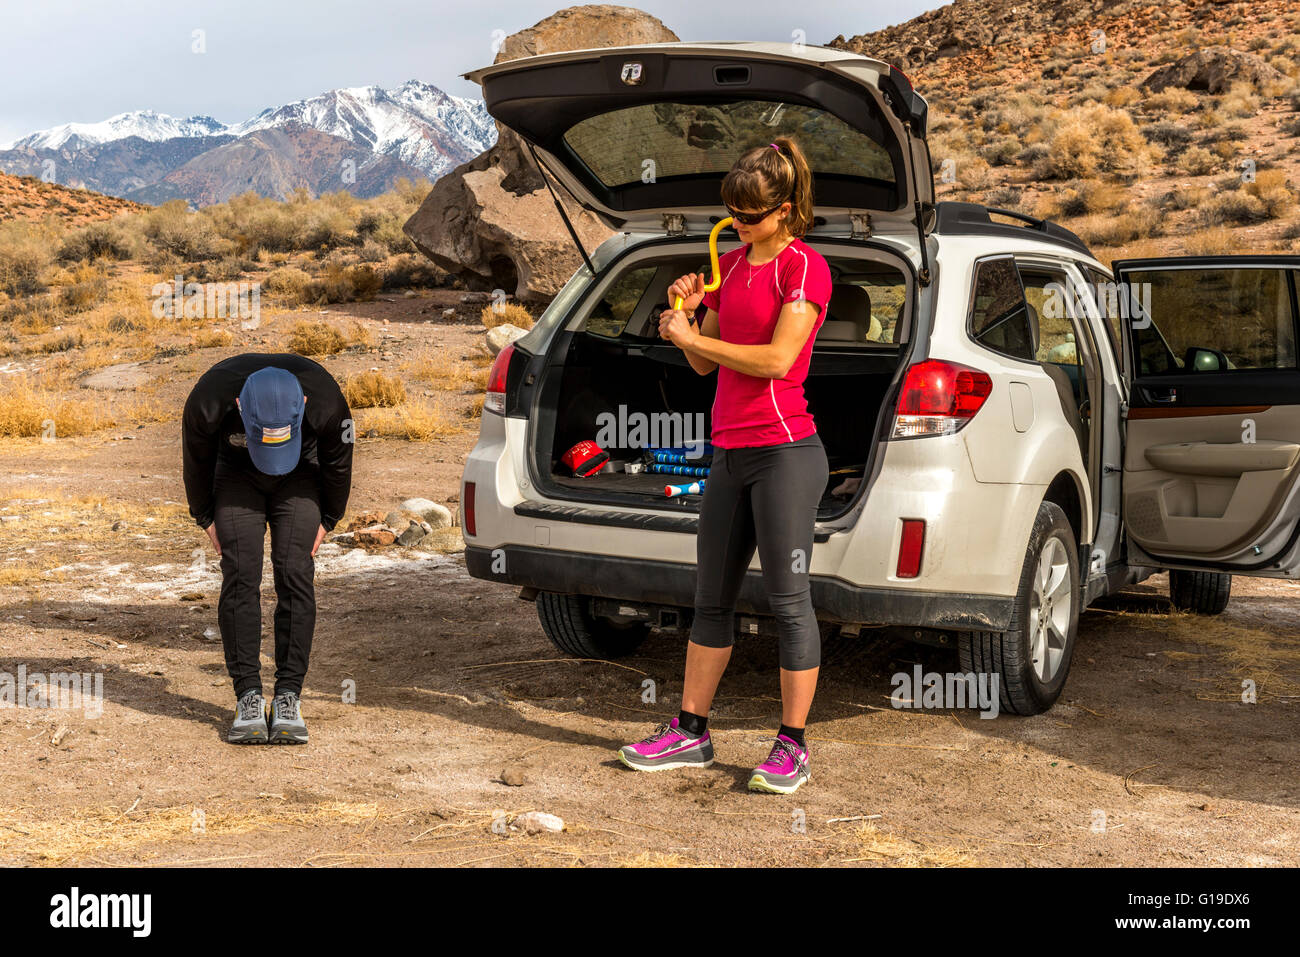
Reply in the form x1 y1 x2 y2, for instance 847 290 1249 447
893 359 992 438
484 343 515 415
897 519 925 578
462 481 476 537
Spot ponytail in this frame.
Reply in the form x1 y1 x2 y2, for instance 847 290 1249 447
720 136 815 237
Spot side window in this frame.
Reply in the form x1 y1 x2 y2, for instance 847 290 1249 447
969 256 1035 362
1124 267 1298 375
585 265 657 337
1020 268 1080 369
1083 265 1123 367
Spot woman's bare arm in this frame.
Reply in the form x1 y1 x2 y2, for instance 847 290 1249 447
660 299 821 379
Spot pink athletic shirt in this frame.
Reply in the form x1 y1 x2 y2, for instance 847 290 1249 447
700 236 833 448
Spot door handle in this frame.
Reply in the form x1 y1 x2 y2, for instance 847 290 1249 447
1145 386 1177 404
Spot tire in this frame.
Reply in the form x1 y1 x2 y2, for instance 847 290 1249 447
1168 569 1231 615
536 591 650 659
958 501 1080 716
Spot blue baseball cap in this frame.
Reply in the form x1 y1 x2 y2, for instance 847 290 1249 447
238 367 305 475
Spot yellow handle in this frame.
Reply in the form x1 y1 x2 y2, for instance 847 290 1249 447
673 216 734 311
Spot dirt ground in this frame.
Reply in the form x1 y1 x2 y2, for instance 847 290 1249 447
1 300 1298 868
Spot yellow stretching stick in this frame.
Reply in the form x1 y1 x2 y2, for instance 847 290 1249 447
673 216 734 311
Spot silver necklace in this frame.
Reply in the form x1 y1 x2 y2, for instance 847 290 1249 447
746 238 792 287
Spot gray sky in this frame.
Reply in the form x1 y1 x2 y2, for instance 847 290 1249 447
0 0 936 146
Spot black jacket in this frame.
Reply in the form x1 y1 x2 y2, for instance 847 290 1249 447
182 353 353 531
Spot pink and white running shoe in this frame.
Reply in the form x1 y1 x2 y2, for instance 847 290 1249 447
618 718 714 771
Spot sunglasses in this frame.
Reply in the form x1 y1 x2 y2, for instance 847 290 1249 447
725 200 788 226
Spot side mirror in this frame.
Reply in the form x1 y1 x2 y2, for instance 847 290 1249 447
1183 346 1228 372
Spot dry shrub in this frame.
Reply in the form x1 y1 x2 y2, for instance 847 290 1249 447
1144 88 1199 114
142 200 230 262
1038 104 1150 179
193 328 234 348
342 370 406 408
58 216 140 262
313 263 382 304
0 376 113 437
1036 178 1125 218
265 266 314 304
0 221 56 296
1070 207 1164 247
1199 190 1268 225
1219 81 1260 118
1104 86 1140 108
1245 169 1296 219
403 350 478 391
359 397 461 441
286 320 346 356
1178 146 1218 176
480 302 535 330
1183 226 1236 256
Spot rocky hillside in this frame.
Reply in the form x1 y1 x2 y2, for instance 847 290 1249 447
0 170 144 225
829 0 1300 261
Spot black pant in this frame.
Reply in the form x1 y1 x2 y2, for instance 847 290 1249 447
212 459 321 698
691 433 829 671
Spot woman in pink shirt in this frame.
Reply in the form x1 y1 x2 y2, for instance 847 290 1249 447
618 138 832 794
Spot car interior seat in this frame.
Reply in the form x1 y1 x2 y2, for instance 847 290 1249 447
817 284 876 343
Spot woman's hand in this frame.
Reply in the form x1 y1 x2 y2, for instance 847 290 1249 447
658 309 698 349
667 273 706 313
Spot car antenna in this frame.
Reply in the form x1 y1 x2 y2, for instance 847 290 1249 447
525 140 596 277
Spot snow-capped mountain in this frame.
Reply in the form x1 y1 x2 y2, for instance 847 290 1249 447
0 81 497 204
3 111 227 151
228 81 496 180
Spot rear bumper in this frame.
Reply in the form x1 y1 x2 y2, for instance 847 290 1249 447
464 544 1015 632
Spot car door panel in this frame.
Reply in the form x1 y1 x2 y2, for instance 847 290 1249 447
1114 256 1300 575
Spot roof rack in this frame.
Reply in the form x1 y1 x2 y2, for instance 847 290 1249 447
932 201 1092 258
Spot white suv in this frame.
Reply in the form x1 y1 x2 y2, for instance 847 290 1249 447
459 41 1300 714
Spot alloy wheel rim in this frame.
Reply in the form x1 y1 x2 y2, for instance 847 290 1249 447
1027 536 1071 683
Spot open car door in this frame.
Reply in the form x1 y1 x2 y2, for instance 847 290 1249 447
465 41 932 236
1114 255 1300 577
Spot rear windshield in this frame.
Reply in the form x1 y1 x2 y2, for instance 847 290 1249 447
563 99 897 189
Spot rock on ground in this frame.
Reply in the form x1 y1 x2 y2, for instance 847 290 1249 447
401 5 677 301
398 499 453 529
486 324 529 356
1142 46 1285 94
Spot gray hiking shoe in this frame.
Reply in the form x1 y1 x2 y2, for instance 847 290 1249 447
228 690 268 744
269 691 308 745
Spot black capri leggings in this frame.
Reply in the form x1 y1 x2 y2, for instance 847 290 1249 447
691 433 829 671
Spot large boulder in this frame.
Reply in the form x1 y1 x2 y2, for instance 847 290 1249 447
403 5 678 302
1142 46 1285 95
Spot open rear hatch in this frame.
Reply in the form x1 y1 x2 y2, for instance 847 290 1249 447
465 41 933 235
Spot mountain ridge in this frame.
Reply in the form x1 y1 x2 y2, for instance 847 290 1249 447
0 80 497 206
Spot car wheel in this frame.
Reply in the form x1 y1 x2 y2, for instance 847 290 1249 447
536 591 650 659
958 501 1079 716
1168 569 1231 615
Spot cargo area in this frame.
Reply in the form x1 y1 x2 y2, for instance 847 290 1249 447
532 246 914 518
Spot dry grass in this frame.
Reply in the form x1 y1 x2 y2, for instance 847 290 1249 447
285 319 370 356
1161 608 1300 699
842 824 978 867
480 302 534 330
0 376 114 437
342 370 407 409
1182 226 1237 256
0 800 387 865
356 396 462 441
193 327 234 348
402 349 490 392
